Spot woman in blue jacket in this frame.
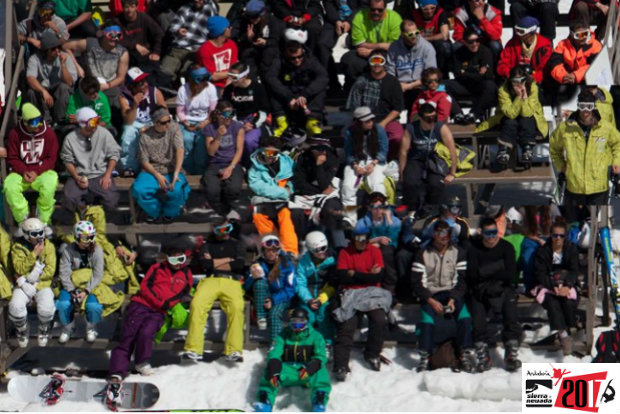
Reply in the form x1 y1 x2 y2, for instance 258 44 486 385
296 231 337 350
244 234 296 342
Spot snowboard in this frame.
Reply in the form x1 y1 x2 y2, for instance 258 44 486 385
8 375 160 409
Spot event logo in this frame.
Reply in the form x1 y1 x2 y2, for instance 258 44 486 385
526 379 554 407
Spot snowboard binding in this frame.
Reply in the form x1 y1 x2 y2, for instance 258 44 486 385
39 374 66 405
103 380 123 411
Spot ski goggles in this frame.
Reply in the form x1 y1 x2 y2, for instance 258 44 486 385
402 30 420 39
77 234 96 243
310 245 328 254
262 148 280 158
227 68 250 81
368 55 386 66
368 203 387 210
353 234 368 242
577 102 596 111
289 318 308 331
167 254 187 265
434 229 450 237
510 76 527 84
217 110 235 119
262 238 282 249
214 223 233 235
551 233 566 239
103 25 123 40
26 229 45 239
26 116 43 128
481 229 498 238
37 7 54 18
80 116 101 128
572 30 589 41
514 25 537 37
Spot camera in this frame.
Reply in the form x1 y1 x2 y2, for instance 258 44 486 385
443 305 453 314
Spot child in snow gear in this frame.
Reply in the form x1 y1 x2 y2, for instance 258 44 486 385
8 218 56 347
332 227 391 381
56 220 105 343
411 220 474 372
109 242 193 377
183 219 246 362
244 234 296 342
253 307 331 412
466 218 523 372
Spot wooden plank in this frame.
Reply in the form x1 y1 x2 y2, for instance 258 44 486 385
455 165 554 184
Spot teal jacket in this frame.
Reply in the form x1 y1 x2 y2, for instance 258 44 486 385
355 213 402 248
295 252 336 303
248 150 295 201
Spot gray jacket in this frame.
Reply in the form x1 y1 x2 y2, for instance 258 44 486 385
385 37 437 83
411 244 467 302
60 126 121 178
332 286 392 322
58 242 104 293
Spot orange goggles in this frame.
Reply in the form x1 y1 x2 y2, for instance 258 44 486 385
369 55 386 66
262 148 280 157
85 116 100 128
572 30 589 40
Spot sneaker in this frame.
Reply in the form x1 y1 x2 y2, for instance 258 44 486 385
333 366 348 382
417 351 429 372
162 216 174 224
135 362 155 376
504 340 522 372
253 402 273 412
521 145 533 164
58 328 73 344
121 169 136 178
495 148 510 166
475 342 492 372
257 318 268 330
458 348 476 373
144 216 159 224
86 329 98 343
464 112 477 125
306 118 322 137
226 209 241 222
274 115 289 137
312 391 327 412
453 113 467 125
365 356 381 371
223 352 244 363
180 351 203 362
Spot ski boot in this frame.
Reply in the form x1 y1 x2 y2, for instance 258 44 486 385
40 374 65 405
253 391 272 412
38 321 51 347
273 115 289 137
521 144 533 169
223 352 244 363
504 340 522 372
180 350 203 362
475 342 492 372
14 320 29 348
365 355 381 372
312 391 327 412
86 323 98 343
306 117 322 137
333 366 348 382
494 146 510 168
105 376 123 410
457 348 476 373
135 362 155 376
417 351 429 372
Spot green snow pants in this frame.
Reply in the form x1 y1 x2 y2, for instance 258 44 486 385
258 363 331 406
3 170 58 224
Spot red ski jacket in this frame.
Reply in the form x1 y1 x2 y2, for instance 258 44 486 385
132 262 193 313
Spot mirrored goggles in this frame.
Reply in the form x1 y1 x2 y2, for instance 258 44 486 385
289 319 308 331
82 116 100 128
572 30 589 40
354 234 368 242
403 30 420 39
310 245 328 254
214 223 233 235
577 102 596 111
511 76 527 84
368 55 386 66
27 116 43 128
262 148 280 158
481 229 498 238
262 238 281 249
77 234 96 243
105 31 123 40
167 254 187 265
368 203 387 210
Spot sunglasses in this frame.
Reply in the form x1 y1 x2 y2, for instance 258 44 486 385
262 148 280 157
262 238 281 249
167 254 187 265
577 102 596 111
288 53 305 61
157 119 171 125
27 116 43 128
482 229 498 238
425 78 440 85
368 204 387 210
27 229 45 239
422 114 437 123
78 234 96 243
218 110 235 118
214 223 233 235
551 233 566 239
403 30 420 38
310 245 328 254
370 7 385 12
466 38 481 44
105 32 123 40
435 229 450 237
572 30 589 40
511 77 527 84
369 55 386 66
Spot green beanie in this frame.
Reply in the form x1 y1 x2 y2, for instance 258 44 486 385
21 103 42 121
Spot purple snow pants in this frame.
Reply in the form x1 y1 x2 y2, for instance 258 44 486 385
109 301 165 377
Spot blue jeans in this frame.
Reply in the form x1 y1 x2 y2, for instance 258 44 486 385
131 172 190 219
181 124 208 175
56 289 103 325
120 121 148 172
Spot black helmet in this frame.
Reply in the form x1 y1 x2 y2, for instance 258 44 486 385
284 307 309 332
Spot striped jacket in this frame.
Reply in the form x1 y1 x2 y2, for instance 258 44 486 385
411 244 467 301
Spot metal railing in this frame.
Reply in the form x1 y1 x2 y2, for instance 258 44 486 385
606 0 620 83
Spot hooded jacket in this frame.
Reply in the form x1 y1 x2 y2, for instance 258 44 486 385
549 33 602 84
132 262 193 313
248 150 295 203
7 121 58 176
496 34 553 83
410 88 453 122
550 113 620 195
265 324 327 379
453 3 503 42
295 251 337 304
243 252 297 305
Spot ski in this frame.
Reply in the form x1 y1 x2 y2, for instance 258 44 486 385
600 226 620 329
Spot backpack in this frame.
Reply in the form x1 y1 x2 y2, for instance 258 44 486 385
429 339 457 370
592 330 620 363
428 142 476 178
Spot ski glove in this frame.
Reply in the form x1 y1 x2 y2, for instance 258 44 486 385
297 367 309 380
27 261 46 283
20 281 37 299
269 374 280 388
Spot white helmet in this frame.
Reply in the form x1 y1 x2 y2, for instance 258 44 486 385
260 234 281 257
74 220 96 241
22 218 45 239
505 207 523 225
305 231 328 253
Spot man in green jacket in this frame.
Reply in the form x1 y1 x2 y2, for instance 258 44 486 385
66 75 113 127
550 89 620 221
253 308 332 412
